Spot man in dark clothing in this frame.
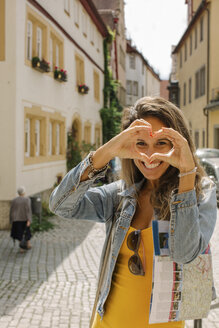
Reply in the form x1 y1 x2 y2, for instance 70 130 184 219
10 186 32 252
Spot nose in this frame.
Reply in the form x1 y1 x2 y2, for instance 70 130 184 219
144 147 155 157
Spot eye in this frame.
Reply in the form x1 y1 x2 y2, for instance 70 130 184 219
156 141 167 146
136 140 146 146
156 139 172 147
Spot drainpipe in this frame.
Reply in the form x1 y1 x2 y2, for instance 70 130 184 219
203 4 210 147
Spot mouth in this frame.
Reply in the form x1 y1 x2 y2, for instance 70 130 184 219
141 161 162 169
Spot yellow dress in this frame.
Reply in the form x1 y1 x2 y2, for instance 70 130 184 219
92 226 184 328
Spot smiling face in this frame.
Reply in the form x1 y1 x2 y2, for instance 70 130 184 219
133 116 173 183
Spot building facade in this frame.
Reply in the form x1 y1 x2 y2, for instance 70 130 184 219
171 0 219 149
92 0 127 107
0 0 108 228
126 40 161 107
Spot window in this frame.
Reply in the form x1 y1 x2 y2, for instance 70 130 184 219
142 61 144 75
195 71 200 99
84 124 91 144
95 126 101 148
195 130 199 149
25 118 30 157
36 27 42 60
50 34 63 70
133 81 138 96
35 120 40 156
189 78 192 103
74 0 80 27
48 122 52 155
129 54 135 69
119 46 125 70
93 70 100 102
184 42 187 62
190 35 192 56
127 80 132 95
55 44 59 67
56 124 60 155
195 66 205 98
200 17 204 42
183 82 186 106
195 27 198 49
180 50 182 68
64 0 70 14
49 38 53 70
27 20 32 60
75 54 85 85
200 66 205 96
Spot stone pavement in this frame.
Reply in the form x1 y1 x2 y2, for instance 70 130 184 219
0 210 218 328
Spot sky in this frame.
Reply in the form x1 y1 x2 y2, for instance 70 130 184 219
124 0 188 80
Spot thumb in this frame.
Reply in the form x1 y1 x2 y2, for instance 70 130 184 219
149 149 174 163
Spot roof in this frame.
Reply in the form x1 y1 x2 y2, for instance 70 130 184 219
126 41 161 81
172 0 207 54
79 0 109 37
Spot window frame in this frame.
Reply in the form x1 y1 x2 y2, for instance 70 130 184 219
27 20 33 60
36 26 42 60
35 119 40 157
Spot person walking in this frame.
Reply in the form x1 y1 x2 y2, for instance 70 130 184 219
49 97 217 327
10 186 32 252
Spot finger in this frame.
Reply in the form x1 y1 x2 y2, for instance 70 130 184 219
153 127 185 141
126 125 152 137
153 128 186 146
130 119 152 131
149 148 175 164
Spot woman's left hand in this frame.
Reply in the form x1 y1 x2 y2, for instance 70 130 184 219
149 127 195 173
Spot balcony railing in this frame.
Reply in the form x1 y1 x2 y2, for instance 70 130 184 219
210 87 219 102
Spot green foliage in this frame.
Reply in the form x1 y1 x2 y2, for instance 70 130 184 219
101 32 122 143
42 201 54 217
30 214 55 234
66 133 95 171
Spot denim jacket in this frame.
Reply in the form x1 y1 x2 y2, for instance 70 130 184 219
49 154 217 319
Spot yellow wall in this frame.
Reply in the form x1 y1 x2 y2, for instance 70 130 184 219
0 0 5 61
176 9 208 147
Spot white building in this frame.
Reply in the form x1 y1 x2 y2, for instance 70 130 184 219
0 0 108 228
126 41 161 106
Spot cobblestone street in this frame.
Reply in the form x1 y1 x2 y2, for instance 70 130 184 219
0 211 218 328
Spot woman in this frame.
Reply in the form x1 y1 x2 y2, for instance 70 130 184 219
10 186 32 252
49 97 217 327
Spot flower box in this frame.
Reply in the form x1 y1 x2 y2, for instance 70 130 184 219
78 84 89 94
54 67 67 82
32 57 50 73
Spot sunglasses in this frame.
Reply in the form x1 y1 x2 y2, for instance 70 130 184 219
127 230 145 276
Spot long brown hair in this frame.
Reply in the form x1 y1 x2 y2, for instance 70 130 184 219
120 96 205 220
